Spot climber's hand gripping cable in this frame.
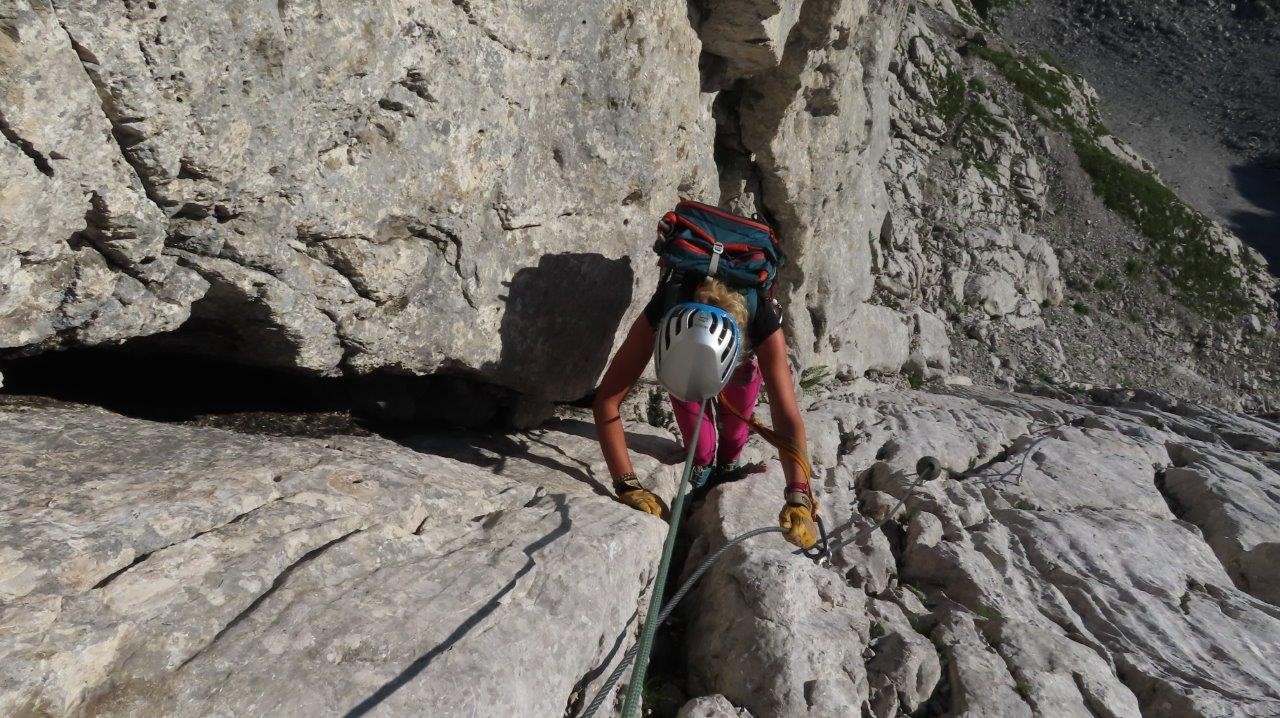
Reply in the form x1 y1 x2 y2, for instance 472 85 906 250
779 485 820 549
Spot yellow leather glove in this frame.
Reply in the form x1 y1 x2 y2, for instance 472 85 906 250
614 475 667 520
779 487 819 549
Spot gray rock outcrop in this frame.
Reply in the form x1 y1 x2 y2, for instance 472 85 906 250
682 385 1280 717
5 384 1280 716
3 0 1278 412
1 0 716 408
0 399 678 716
4 0 1280 716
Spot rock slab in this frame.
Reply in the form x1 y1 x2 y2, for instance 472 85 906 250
0 400 671 716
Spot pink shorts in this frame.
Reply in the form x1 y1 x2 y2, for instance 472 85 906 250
669 357 763 467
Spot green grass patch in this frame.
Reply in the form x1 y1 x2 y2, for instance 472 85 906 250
934 69 969 126
1072 301 1090 315
1124 258 1144 276
799 365 832 392
974 602 1003 621
967 45 1075 125
1036 50 1070 75
953 0 985 26
1071 137 1251 319
970 158 1002 182
968 40 1253 321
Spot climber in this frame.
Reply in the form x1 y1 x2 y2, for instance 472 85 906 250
591 201 818 549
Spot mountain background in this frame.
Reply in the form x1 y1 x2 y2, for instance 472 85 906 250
2 1 1279 716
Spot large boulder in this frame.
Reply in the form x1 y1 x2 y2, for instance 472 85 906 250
1 0 716 406
724 0 904 371
680 386 1280 717
0 399 675 716
2 0 963 399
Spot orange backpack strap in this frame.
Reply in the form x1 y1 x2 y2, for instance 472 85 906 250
716 393 812 484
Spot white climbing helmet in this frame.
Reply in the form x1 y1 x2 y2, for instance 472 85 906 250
653 302 741 402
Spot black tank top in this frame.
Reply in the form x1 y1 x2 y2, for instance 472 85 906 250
641 273 782 347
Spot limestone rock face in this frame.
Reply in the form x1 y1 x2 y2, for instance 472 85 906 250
0 0 960 392
875 9 1059 336
697 0 803 81
682 385 1280 717
0 400 673 716
699 0 912 376
1162 439 1280 606
0 1 208 350
6 0 1274 410
4 386 1280 717
1 0 716 404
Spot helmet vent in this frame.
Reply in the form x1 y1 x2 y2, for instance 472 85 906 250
653 302 742 402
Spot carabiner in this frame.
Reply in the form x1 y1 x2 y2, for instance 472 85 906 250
801 514 832 566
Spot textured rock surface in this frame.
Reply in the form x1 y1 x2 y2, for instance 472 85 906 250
869 1 1278 408
4 386 1280 716
1 0 716 405
4 0 1278 413
1162 438 1280 606
5 1 1280 716
0 1 208 349
682 385 1280 717
0 399 672 716
677 694 754 718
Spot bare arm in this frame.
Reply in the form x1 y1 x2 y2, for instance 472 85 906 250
592 315 656 481
755 328 810 489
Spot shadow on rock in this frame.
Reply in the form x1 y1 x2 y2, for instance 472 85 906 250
398 418 682 498
342 494 573 718
1228 154 1280 274
486 253 635 422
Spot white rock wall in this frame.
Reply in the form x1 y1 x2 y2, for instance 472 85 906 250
680 385 1280 717
1 0 717 408
0 401 678 716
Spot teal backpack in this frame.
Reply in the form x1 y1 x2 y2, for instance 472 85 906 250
653 200 784 321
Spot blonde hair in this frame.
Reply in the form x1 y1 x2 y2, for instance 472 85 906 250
694 277 748 330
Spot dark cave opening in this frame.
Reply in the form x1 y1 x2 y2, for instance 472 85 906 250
0 340 521 437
